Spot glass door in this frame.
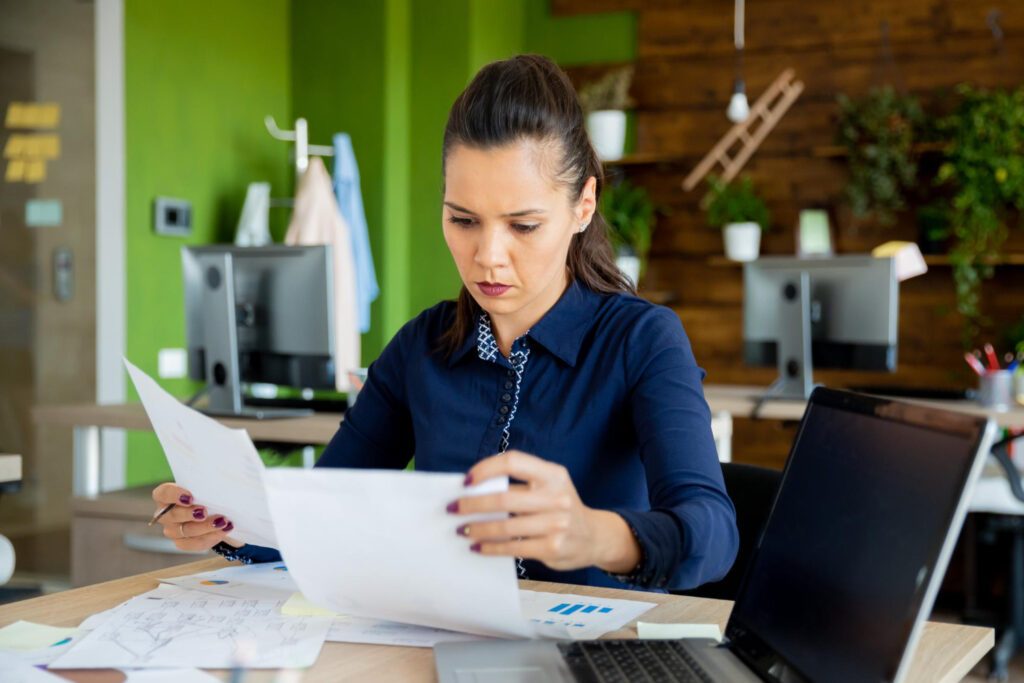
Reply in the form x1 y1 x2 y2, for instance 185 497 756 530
0 0 97 578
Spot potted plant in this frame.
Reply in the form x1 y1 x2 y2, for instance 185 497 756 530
702 175 771 261
578 66 635 161
836 87 924 226
937 84 1024 344
600 178 655 286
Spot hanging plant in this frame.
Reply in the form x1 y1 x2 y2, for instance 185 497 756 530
836 87 924 225
937 84 1024 344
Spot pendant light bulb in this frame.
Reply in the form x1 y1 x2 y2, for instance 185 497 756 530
727 79 749 123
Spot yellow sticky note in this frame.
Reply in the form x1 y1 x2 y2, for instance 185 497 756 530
5 103 26 128
281 591 339 617
25 160 46 183
0 620 81 651
5 159 25 181
36 103 60 129
36 134 60 159
3 134 25 158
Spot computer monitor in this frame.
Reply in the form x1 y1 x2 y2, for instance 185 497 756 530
743 255 899 400
182 245 335 418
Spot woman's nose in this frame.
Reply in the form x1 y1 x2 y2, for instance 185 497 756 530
474 226 511 269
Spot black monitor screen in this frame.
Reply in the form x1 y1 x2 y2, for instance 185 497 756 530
727 392 984 683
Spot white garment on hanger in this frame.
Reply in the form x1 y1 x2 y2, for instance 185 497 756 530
285 157 359 392
234 182 272 247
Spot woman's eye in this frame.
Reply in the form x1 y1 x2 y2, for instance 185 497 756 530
447 216 475 227
512 223 540 234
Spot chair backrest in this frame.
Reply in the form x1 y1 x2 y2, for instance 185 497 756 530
673 462 782 601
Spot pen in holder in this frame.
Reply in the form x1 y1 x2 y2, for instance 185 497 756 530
978 369 1014 412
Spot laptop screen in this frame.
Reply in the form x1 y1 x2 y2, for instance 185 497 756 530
726 389 987 683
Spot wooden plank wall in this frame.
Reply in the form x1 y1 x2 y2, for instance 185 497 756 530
557 0 1024 468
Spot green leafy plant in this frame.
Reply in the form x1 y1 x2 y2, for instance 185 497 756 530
937 85 1024 344
600 179 655 265
836 87 924 225
577 66 635 114
701 175 771 230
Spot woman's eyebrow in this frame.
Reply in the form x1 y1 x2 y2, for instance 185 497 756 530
444 201 546 217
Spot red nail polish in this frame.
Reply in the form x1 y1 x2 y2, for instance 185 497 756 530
457 524 469 536
470 542 481 553
179 494 192 505
212 516 226 528
192 508 206 520
224 522 234 533
463 474 473 486
446 501 459 514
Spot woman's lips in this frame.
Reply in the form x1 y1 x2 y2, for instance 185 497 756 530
477 282 512 297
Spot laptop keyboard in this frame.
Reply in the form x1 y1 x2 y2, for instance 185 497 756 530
558 640 716 683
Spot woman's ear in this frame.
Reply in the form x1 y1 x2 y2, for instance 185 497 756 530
576 176 598 229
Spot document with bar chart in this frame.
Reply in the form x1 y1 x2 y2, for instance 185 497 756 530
520 591 657 640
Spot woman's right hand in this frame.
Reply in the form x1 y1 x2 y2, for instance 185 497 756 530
151 483 241 552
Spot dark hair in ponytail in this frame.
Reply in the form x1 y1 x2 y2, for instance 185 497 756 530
439 54 633 356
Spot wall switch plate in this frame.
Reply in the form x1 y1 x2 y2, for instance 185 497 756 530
154 197 192 237
158 348 188 379
53 247 73 301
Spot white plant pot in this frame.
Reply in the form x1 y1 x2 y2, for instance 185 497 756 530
616 252 641 287
723 222 762 262
586 110 627 161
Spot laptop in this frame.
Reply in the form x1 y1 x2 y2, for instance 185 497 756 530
435 387 996 683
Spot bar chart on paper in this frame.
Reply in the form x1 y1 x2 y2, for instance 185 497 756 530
520 591 656 640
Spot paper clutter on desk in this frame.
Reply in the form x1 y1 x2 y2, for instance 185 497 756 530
637 622 723 642
872 241 927 281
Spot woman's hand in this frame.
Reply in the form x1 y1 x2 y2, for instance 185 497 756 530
449 451 640 573
151 483 241 552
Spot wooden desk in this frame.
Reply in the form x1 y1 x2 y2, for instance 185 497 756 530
703 383 1024 428
32 403 344 497
0 558 994 683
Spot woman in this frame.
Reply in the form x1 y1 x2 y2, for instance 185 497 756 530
152 54 737 591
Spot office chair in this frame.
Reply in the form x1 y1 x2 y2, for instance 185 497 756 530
672 462 782 601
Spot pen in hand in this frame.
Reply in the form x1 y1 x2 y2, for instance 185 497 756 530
148 502 176 527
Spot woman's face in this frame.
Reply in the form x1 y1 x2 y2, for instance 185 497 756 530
442 139 596 329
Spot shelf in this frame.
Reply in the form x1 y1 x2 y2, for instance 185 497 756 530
811 141 948 158
703 254 1024 267
602 153 691 167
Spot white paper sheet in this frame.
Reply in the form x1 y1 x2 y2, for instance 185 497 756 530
0 651 67 682
521 591 657 641
120 669 221 683
160 562 297 602
326 616 487 648
637 622 723 642
263 467 534 639
49 588 331 670
125 359 277 548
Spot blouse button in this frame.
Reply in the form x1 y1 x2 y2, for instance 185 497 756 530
497 416 507 425
501 393 512 402
499 405 510 415
504 381 513 390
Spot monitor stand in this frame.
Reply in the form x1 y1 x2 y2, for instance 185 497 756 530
761 271 817 402
196 251 312 420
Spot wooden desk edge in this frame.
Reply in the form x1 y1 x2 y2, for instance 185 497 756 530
0 558 995 683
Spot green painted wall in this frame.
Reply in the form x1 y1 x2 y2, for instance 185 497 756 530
121 0 635 486
123 0 292 485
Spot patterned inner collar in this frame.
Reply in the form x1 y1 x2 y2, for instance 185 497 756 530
475 312 530 365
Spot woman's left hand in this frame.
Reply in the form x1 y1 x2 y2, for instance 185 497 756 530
449 450 639 573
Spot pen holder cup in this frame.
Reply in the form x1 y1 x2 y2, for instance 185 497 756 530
978 370 1014 412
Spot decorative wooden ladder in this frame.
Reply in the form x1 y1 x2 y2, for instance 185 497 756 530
682 69 804 191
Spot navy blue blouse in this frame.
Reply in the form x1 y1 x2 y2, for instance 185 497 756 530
230 281 738 591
